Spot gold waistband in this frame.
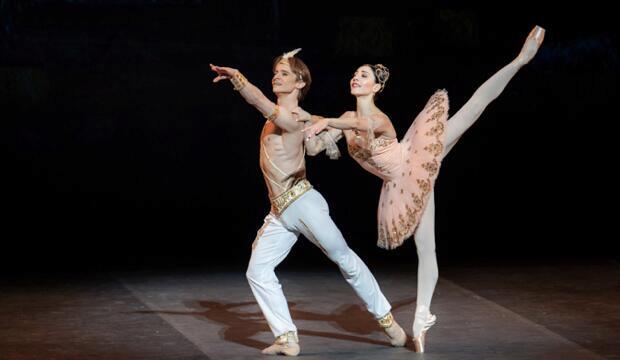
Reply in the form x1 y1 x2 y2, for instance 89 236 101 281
271 179 312 215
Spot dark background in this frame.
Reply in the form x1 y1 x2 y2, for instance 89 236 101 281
1 0 617 273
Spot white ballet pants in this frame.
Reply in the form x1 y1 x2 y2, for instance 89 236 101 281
246 189 391 337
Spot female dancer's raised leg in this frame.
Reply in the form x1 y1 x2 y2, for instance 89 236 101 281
445 26 545 154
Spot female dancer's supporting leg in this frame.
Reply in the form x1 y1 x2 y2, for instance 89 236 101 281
410 25 545 353
412 191 438 352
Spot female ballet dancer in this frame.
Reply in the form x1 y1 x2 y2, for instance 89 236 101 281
299 26 545 352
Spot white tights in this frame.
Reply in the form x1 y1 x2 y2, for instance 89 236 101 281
412 26 544 337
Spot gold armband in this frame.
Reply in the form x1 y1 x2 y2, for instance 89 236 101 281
265 105 280 122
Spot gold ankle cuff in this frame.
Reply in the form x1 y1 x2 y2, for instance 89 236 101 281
378 312 394 328
276 331 299 344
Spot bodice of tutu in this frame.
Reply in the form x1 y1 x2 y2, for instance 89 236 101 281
347 137 402 182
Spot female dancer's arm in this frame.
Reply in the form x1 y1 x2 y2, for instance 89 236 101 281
304 126 344 157
300 111 393 140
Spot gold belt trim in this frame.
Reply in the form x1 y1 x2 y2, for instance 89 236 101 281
271 179 312 215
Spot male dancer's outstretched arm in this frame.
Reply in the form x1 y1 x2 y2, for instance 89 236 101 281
210 64 301 132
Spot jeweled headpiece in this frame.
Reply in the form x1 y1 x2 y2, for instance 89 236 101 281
371 64 390 93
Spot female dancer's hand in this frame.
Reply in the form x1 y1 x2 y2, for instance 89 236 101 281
292 107 312 122
210 64 238 83
301 118 329 139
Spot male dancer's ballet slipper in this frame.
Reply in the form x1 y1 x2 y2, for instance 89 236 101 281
378 312 407 347
261 331 300 356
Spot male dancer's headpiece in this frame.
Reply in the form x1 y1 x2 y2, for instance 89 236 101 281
273 48 312 100
281 48 302 64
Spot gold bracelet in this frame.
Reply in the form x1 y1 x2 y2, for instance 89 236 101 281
265 105 280 122
230 71 247 91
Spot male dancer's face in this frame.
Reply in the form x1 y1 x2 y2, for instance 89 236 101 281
272 62 302 100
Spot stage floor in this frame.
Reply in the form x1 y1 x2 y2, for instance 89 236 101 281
1 261 618 359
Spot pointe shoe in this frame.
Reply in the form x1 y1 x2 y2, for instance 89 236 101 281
378 312 407 347
517 25 546 66
412 313 437 353
261 331 300 356
413 331 427 353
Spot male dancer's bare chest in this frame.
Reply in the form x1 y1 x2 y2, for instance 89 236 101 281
260 122 303 164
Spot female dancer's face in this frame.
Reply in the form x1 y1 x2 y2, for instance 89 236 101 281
272 62 301 97
350 65 379 97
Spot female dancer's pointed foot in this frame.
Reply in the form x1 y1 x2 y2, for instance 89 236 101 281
517 25 545 66
412 313 437 353
378 312 407 347
413 331 427 353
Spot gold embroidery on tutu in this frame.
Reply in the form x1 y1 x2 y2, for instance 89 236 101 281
378 90 448 249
